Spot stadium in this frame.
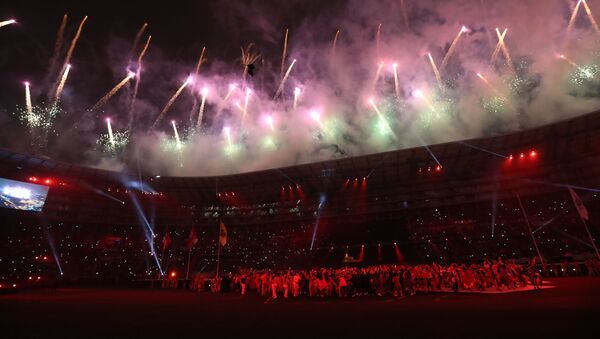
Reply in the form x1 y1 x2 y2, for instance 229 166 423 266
1 0 599 338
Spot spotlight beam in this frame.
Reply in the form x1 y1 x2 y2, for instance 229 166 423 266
457 141 508 159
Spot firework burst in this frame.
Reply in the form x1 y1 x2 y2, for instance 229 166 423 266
97 130 130 154
569 64 600 85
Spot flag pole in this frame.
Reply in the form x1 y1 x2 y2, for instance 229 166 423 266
580 217 600 259
515 192 544 265
185 246 192 280
216 227 222 278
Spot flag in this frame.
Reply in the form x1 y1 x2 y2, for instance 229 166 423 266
569 188 589 220
219 220 227 247
187 226 198 250
162 232 172 249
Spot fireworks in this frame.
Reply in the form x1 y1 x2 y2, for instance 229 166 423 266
476 72 499 94
490 28 507 64
24 82 32 115
368 98 394 138
569 64 600 85
494 28 515 74
293 87 301 110
171 120 182 149
106 118 115 147
91 71 135 112
274 58 297 99
482 96 507 115
558 54 580 68
568 0 600 39
507 76 534 96
129 35 152 116
440 26 468 71
15 104 64 149
376 24 382 55
53 64 71 105
8 3 600 175
280 29 289 79
567 0 583 39
427 53 443 90
53 16 87 96
0 19 16 28
196 87 208 129
188 47 207 122
266 115 275 131
129 22 148 62
45 14 68 100
332 29 341 57
222 126 240 156
581 0 600 35
372 61 384 89
240 43 260 82
413 89 434 111
97 130 129 154
392 63 401 99
152 76 191 128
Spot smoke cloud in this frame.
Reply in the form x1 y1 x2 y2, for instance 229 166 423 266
3 0 600 176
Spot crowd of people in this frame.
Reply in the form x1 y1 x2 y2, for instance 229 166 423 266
183 257 553 299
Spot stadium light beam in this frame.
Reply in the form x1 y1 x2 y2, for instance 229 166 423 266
310 194 327 250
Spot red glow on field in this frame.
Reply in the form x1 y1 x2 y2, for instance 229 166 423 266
530 150 537 157
394 242 406 263
520 153 525 159
170 272 176 277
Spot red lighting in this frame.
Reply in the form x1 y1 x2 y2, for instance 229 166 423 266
29 177 38 182
28 276 32 280
37 276 41 280
42 256 48 260
170 272 176 277
530 150 537 157
519 153 525 159
508 155 514 160
435 165 442 171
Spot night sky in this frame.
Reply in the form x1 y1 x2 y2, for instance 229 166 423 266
1 1 599 176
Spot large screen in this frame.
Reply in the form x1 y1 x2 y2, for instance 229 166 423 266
0 178 50 212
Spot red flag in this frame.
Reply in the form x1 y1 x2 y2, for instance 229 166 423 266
569 188 589 220
187 226 198 250
162 232 172 249
219 220 227 247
